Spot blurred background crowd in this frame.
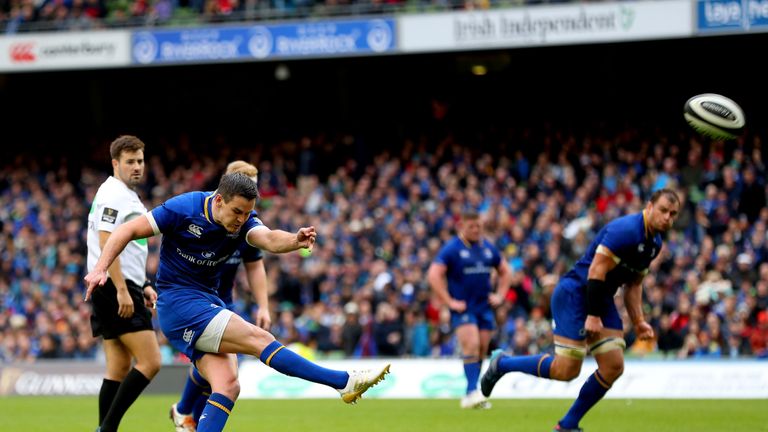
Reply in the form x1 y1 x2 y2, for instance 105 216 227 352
1 0 540 33
2 118 768 364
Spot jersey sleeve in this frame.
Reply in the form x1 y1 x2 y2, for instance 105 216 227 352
598 222 639 262
240 243 264 262
147 195 187 235
490 243 502 268
434 243 454 267
95 196 127 233
244 213 269 247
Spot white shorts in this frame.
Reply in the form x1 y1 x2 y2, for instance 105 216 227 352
195 309 234 353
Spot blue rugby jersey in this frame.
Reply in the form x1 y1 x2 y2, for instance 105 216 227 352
217 242 263 306
146 191 264 294
564 212 662 295
434 236 502 312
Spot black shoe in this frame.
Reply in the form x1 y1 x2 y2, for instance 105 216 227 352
553 424 583 432
480 349 504 397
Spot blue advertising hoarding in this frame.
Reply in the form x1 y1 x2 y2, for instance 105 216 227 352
697 0 768 32
132 18 396 65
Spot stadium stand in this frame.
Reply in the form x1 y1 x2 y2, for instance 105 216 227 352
1 121 767 363
2 0 553 34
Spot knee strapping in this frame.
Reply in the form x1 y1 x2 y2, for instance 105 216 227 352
555 342 587 359
589 337 626 355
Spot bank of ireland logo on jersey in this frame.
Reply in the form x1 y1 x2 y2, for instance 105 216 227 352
366 19 392 53
202 251 215 259
182 328 195 344
248 26 273 59
187 224 203 238
133 32 158 64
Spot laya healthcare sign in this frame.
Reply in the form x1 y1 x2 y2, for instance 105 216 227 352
697 0 768 32
132 18 395 65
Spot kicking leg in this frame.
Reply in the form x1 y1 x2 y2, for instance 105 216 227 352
218 312 389 404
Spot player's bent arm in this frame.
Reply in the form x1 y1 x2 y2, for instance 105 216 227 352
245 259 269 313
99 231 129 293
427 263 452 305
246 227 305 254
585 246 620 317
623 275 646 327
93 215 156 273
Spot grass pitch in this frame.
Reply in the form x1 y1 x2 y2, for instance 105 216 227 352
0 396 765 431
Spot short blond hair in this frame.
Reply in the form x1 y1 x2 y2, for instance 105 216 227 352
225 160 258 177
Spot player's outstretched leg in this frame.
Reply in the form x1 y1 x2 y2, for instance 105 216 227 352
259 340 391 404
337 364 392 404
479 350 554 397
480 349 504 397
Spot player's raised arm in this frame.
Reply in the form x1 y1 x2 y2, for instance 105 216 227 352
246 225 316 254
84 214 156 300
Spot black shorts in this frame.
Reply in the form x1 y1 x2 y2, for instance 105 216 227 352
90 278 154 340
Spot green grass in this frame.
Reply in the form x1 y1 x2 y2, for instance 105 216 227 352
0 396 765 431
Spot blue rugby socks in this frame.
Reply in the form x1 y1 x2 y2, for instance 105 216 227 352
463 356 481 393
177 366 210 414
558 370 611 429
196 393 234 432
260 340 348 389
193 391 210 423
498 353 553 378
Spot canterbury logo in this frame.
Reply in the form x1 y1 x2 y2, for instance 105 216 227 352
187 224 203 237
10 43 35 62
182 328 195 343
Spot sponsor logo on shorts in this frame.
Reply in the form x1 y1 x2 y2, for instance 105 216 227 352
182 328 195 343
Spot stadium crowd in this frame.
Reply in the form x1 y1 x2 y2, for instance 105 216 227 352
1 0 580 34
1 124 768 364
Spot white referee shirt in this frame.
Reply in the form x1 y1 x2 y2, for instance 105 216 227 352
87 176 149 287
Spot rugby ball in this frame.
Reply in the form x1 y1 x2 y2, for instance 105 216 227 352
684 93 745 140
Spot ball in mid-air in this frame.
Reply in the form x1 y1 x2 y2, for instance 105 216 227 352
684 93 745 140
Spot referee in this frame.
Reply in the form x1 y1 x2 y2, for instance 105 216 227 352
86 135 161 432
